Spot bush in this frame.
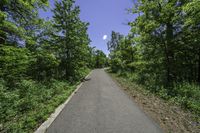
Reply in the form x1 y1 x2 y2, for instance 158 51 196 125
0 46 31 86
0 79 76 132
173 82 200 114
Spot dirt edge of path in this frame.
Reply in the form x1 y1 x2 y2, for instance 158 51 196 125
107 72 200 133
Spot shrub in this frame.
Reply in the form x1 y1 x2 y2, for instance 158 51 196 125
173 82 200 114
0 79 77 132
0 46 31 86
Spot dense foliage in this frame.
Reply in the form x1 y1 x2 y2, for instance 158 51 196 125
0 0 106 132
94 49 108 68
0 79 83 132
108 0 200 114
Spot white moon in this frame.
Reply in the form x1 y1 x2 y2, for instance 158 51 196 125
103 35 108 40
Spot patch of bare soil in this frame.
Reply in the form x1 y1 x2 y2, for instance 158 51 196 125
109 73 200 133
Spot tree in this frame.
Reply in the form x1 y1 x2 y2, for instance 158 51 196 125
52 0 91 81
0 46 30 86
0 0 48 46
129 0 192 86
109 0 200 88
107 31 124 52
0 0 49 85
182 0 200 82
95 50 107 68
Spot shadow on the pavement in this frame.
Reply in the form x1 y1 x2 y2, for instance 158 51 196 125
81 78 91 82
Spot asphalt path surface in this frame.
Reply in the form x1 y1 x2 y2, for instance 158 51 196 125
46 69 163 133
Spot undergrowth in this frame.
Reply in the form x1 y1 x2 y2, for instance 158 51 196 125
0 69 89 133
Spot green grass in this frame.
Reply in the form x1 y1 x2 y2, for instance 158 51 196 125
0 70 90 133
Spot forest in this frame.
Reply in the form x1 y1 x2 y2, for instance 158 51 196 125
0 0 107 132
108 0 200 116
1 0 200 132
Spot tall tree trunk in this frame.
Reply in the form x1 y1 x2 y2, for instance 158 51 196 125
197 49 200 83
131 48 134 73
165 23 174 86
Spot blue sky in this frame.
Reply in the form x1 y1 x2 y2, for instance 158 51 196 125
39 0 136 55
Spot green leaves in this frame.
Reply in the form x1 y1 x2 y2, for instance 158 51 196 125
183 0 200 26
0 79 77 132
0 46 30 85
52 0 91 80
94 50 107 68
